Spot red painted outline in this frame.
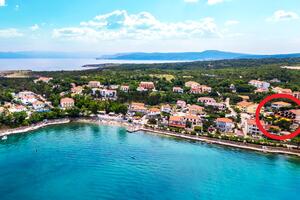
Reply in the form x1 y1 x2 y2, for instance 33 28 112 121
255 94 300 141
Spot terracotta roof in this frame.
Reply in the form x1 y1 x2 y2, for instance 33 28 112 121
272 101 291 106
185 115 200 120
149 108 160 112
189 105 204 110
216 118 233 123
169 116 184 121
61 98 74 104
290 109 300 115
237 101 253 107
198 97 215 101
247 119 265 126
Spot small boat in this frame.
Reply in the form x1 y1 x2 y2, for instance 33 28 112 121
1 136 8 140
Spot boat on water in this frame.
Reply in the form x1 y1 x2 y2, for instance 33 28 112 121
1 136 8 140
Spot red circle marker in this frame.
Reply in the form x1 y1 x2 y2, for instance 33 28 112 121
255 94 300 141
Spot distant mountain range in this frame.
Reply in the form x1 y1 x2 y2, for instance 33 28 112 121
1 50 300 61
98 50 300 61
0 51 99 59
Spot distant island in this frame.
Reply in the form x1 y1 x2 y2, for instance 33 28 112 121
98 50 300 61
2 50 300 61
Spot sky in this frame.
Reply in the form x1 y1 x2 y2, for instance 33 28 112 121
0 0 300 54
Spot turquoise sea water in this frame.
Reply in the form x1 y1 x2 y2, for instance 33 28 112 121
0 124 299 200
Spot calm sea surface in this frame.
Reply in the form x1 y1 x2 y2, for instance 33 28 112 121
0 123 299 200
0 59 179 71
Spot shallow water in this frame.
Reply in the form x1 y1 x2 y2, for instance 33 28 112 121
0 123 299 200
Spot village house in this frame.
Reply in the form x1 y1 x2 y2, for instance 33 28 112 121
254 88 269 93
236 101 254 112
216 118 234 133
188 105 204 115
99 89 117 99
190 85 212 94
147 108 161 118
245 103 260 115
138 82 155 91
129 103 148 114
9 105 27 113
271 101 292 110
20 94 37 105
92 89 117 99
184 114 202 127
197 97 216 104
169 116 186 128
120 85 130 93
245 119 264 136
249 80 270 90
272 87 293 95
206 102 226 110
60 97 75 109
34 77 53 84
71 86 83 95
109 85 119 90
173 87 184 93
161 104 172 113
32 101 46 111
185 81 200 88
176 100 187 108
88 81 101 88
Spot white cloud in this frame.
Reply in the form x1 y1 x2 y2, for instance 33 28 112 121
0 28 23 38
225 20 239 26
53 10 223 41
267 10 299 22
0 0 5 7
207 0 224 5
30 24 40 31
184 0 199 3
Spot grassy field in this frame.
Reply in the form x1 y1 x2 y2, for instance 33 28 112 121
150 74 175 81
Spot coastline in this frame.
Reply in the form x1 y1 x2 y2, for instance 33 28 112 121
74 118 300 157
1 117 300 157
0 119 70 137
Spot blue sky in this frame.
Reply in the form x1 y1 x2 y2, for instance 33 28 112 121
0 0 300 54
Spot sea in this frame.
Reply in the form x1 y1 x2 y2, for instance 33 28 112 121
0 123 299 200
0 59 180 71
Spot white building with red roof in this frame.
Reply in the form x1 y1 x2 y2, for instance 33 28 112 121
197 97 216 104
88 81 101 88
60 98 75 109
169 116 186 128
216 118 234 133
176 100 187 108
272 87 293 95
139 82 155 91
34 77 53 84
245 119 264 136
173 87 184 93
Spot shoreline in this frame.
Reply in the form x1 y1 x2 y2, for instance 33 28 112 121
74 118 300 157
0 119 70 137
1 117 300 157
